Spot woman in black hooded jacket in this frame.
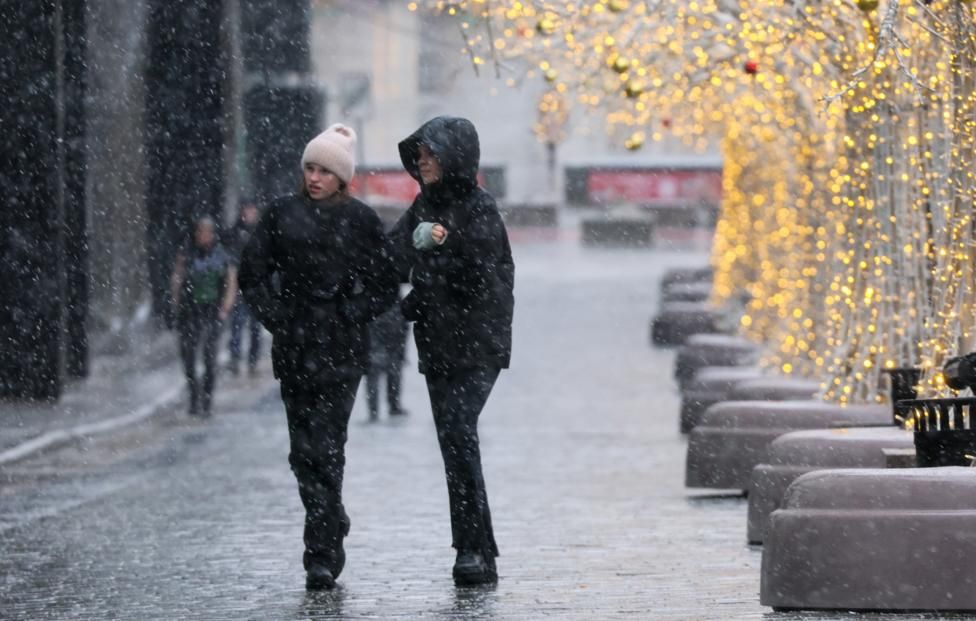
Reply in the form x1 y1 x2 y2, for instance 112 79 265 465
391 116 515 585
239 124 397 590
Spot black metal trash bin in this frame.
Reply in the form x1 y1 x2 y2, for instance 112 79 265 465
897 397 976 467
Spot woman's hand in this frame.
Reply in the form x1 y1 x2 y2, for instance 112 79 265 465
431 224 448 245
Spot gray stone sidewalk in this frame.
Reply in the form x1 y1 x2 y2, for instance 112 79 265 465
1 231 973 620
0 330 185 460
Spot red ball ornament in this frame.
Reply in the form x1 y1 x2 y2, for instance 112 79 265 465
661 118 672 129
744 60 759 75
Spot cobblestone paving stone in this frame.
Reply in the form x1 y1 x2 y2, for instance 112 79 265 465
1 232 973 620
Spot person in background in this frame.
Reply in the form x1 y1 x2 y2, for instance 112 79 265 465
391 116 515 586
365 291 409 421
225 200 263 376
238 124 398 590
170 216 238 416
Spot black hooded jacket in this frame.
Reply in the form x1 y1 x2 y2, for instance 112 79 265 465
238 193 398 382
391 116 515 375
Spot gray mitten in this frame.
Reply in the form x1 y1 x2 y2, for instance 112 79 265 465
413 222 442 251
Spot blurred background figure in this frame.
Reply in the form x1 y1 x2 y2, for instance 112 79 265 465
225 200 263 377
366 291 409 422
170 216 238 416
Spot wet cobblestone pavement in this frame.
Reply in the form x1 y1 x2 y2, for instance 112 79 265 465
2 230 973 619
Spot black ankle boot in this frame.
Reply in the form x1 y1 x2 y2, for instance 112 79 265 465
188 383 199 416
331 509 351 578
200 390 213 417
453 550 497 586
306 565 336 590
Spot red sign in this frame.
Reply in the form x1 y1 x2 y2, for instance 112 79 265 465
349 169 491 206
348 170 419 205
587 169 722 204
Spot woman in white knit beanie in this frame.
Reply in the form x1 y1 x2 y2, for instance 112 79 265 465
300 123 358 198
239 123 398 590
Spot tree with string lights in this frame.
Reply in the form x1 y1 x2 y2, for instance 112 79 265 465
411 0 976 405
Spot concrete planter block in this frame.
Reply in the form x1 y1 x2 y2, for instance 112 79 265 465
650 303 730 347
746 426 913 544
660 266 712 292
641 203 718 228
729 377 822 401
672 334 758 386
500 204 558 227
884 447 917 468
662 280 712 304
581 218 653 247
685 401 890 490
679 366 765 433
761 467 976 612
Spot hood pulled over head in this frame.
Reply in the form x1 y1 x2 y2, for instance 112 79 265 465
399 116 480 196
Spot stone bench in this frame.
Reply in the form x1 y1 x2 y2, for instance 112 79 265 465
499 203 559 227
746 426 913 544
641 203 717 229
761 467 976 611
680 366 765 433
728 377 821 401
660 266 712 292
685 401 890 490
682 374 819 434
661 280 712 304
672 334 758 386
651 304 732 347
581 217 653 247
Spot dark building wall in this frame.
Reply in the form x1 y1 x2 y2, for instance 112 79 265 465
241 0 322 203
144 0 231 321
0 0 315 397
0 0 66 399
63 0 89 377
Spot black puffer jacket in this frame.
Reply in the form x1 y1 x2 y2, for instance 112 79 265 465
239 193 398 382
391 116 515 375
223 219 257 262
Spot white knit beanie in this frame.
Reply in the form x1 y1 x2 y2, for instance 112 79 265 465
301 123 357 183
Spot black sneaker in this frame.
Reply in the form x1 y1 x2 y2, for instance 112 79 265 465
453 550 497 586
389 407 408 417
306 565 336 590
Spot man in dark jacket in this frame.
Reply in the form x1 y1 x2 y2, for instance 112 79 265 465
224 200 262 375
391 116 515 586
365 292 409 421
170 216 238 416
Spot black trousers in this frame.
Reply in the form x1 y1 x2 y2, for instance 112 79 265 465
178 305 221 409
280 377 360 575
426 367 501 560
365 363 402 417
